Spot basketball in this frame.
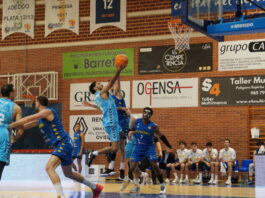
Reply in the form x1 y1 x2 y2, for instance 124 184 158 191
114 54 128 68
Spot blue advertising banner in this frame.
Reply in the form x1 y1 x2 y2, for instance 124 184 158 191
172 0 265 16
90 0 126 33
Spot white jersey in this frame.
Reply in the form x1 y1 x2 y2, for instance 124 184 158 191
188 149 202 162
219 147 236 161
176 149 189 163
202 148 218 162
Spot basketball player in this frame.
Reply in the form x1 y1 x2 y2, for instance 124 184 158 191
0 84 23 180
84 76 129 179
72 123 85 173
168 141 189 183
200 142 218 184
128 107 172 194
185 142 203 184
10 96 103 198
219 139 236 185
86 65 125 167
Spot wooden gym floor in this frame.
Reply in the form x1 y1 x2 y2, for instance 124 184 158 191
0 180 258 198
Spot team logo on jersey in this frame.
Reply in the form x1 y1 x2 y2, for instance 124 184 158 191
148 126 151 129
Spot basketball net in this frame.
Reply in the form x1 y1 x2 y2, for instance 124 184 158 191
22 94 35 108
168 19 193 51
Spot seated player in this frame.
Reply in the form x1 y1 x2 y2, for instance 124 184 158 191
167 141 189 183
248 140 265 185
219 139 236 185
72 123 85 173
10 96 103 198
185 142 203 184
200 142 218 184
159 148 175 184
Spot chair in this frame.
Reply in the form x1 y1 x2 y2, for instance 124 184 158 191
239 160 253 172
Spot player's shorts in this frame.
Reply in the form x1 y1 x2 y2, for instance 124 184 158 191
119 119 129 138
0 128 11 166
105 125 121 142
199 161 211 171
223 162 238 172
130 144 158 162
72 148 84 159
125 142 135 159
174 163 186 170
52 139 73 166
189 163 199 171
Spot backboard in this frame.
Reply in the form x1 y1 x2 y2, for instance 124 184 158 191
173 0 265 41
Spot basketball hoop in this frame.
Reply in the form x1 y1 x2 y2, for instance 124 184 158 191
22 94 35 108
168 19 193 51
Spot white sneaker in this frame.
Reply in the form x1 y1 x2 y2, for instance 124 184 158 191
172 178 179 183
208 178 214 184
225 179 232 185
195 179 202 184
160 184 166 194
183 178 189 183
165 178 170 184
179 178 183 183
212 179 218 185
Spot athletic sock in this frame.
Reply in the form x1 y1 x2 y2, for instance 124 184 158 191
108 161 115 170
92 151 99 156
53 183 64 197
174 173 178 179
82 178 96 190
199 173 202 180
211 173 214 180
120 162 125 170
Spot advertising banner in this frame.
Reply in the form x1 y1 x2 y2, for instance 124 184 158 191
132 78 198 108
70 81 131 110
45 0 79 37
2 0 35 39
201 76 265 106
90 0 126 33
219 39 265 71
171 0 265 16
63 48 134 79
139 43 212 74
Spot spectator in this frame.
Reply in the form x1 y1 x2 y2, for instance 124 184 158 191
159 148 175 184
248 140 265 184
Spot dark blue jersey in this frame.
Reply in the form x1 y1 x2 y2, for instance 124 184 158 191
111 95 129 123
73 130 82 151
38 108 70 146
133 118 156 147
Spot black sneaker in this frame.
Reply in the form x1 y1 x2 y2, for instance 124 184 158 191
86 151 95 167
119 169 125 180
100 169 116 177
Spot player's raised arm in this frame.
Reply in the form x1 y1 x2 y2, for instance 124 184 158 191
10 109 52 129
82 101 100 110
154 125 172 149
114 76 123 99
101 66 125 97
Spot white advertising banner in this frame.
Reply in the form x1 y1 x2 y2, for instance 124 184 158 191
90 0 126 34
69 114 141 143
219 39 265 71
2 0 35 39
70 81 131 110
132 78 198 108
45 0 79 37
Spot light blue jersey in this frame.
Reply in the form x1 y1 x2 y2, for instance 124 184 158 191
0 98 15 165
94 91 119 127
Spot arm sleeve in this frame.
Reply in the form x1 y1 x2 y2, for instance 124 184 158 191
159 135 172 149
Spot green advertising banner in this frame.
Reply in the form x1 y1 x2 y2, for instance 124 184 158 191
63 48 134 79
